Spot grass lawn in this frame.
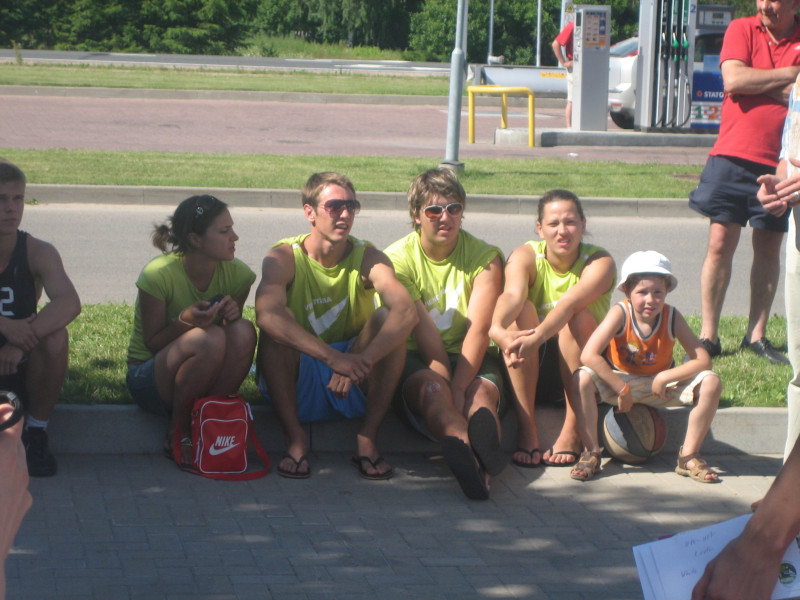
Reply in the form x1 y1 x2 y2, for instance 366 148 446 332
0 149 702 199
0 63 451 96
64 305 790 409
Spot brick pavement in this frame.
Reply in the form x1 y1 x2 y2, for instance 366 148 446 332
7 450 779 600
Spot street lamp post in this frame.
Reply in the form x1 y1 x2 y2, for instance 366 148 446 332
441 0 468 171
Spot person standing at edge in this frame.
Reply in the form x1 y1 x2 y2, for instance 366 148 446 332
689 0 800 365
552 19 575 128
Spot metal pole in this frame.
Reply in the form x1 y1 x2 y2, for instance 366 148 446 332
488 0 495 62
536 0 543 66
442 0 468 170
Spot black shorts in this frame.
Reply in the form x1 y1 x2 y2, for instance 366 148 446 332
689 155 789 232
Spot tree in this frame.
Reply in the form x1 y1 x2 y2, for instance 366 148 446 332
407 0 639 66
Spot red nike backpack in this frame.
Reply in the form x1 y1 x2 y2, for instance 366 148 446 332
173 394 270 480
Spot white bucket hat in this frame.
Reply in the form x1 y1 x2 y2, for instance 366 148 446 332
618 250 677 292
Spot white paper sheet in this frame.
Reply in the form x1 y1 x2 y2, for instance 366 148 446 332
633 514 800 600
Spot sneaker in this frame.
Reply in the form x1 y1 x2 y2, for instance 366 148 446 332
699 337 721 358
740 336 790 366
22 426 57 477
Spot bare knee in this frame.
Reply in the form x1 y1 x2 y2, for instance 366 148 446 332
696 373 721 407
32 327 69 361
225 319 256 355
193 325 227 363
465 378 499 415
404 371 453 417
352 307 389 353
257 331 299 379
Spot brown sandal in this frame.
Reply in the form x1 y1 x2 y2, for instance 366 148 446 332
570 451 602 481
675 449 719 483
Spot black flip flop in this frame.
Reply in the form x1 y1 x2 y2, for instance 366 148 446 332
441 436 489 500
542 448 580 467
467 407 507 476
512 447 542 468
350 455 393 480
278 453 311 479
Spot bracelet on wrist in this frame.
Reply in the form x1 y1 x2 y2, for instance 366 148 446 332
618 382 630 397
177 312 195 328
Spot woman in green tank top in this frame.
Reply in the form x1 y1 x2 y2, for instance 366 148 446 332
490 190 616 469
126 195 256 467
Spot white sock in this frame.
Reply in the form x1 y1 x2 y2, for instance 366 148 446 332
25 416 48 431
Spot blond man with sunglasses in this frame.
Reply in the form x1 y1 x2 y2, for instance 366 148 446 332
255 172 417 480
384 169 506 500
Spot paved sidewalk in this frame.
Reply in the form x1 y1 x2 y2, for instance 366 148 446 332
7 450 779 600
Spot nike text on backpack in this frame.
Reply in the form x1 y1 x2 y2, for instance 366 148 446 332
173 394 270 480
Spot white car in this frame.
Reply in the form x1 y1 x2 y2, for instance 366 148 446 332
607 37 639 129
607 32 725 130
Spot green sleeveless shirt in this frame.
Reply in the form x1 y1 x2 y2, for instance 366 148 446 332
385 230 502 354
526 240 613 325
277 234 376 344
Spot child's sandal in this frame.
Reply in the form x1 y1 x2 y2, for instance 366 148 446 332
675 450 719 483
570 451 602 481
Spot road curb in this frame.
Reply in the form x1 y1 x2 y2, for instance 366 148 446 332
49 404 787 457
27 184 699 219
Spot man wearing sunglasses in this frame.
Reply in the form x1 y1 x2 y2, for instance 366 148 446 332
255 172 417 480
384 169 506 500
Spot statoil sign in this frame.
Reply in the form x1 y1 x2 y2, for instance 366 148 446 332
690 71 723 130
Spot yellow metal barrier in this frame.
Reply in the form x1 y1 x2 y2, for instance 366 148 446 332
467 85 535 147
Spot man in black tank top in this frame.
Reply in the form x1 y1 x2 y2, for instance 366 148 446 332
0 161 81 477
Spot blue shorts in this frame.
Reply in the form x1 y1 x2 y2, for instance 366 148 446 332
689 155 788 232
258 339 367 423
126 359 168 416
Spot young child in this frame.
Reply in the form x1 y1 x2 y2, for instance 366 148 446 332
569 250 721 483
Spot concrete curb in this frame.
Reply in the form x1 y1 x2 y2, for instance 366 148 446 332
49 404 787 457
27 184 700 219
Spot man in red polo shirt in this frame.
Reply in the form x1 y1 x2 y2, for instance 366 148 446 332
552 20 575 128
690 0 800 365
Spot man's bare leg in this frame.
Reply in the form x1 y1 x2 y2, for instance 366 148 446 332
257 335 307 477
700 221 741 344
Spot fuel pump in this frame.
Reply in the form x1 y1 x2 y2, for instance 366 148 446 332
636 0 697 131
573 5 611 131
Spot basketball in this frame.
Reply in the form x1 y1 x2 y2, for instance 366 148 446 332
601 404 667 464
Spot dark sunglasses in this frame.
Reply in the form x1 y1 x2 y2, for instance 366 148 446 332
321 199 361 216
423 203 463 218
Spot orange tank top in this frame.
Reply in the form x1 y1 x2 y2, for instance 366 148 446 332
606 300 675 375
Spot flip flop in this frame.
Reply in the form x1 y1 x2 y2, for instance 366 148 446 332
467 407 506 476
541 448 580 467
350 455 393 480
441 436 489 501
511 447 541 468
278 453 311 479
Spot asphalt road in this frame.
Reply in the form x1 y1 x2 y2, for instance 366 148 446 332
0 90 712 163
22 202 782 319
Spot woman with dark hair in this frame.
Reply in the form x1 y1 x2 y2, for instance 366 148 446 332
126 195 256 465
490 189 616 469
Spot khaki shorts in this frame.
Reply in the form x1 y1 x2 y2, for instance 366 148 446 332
579 365 717 408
